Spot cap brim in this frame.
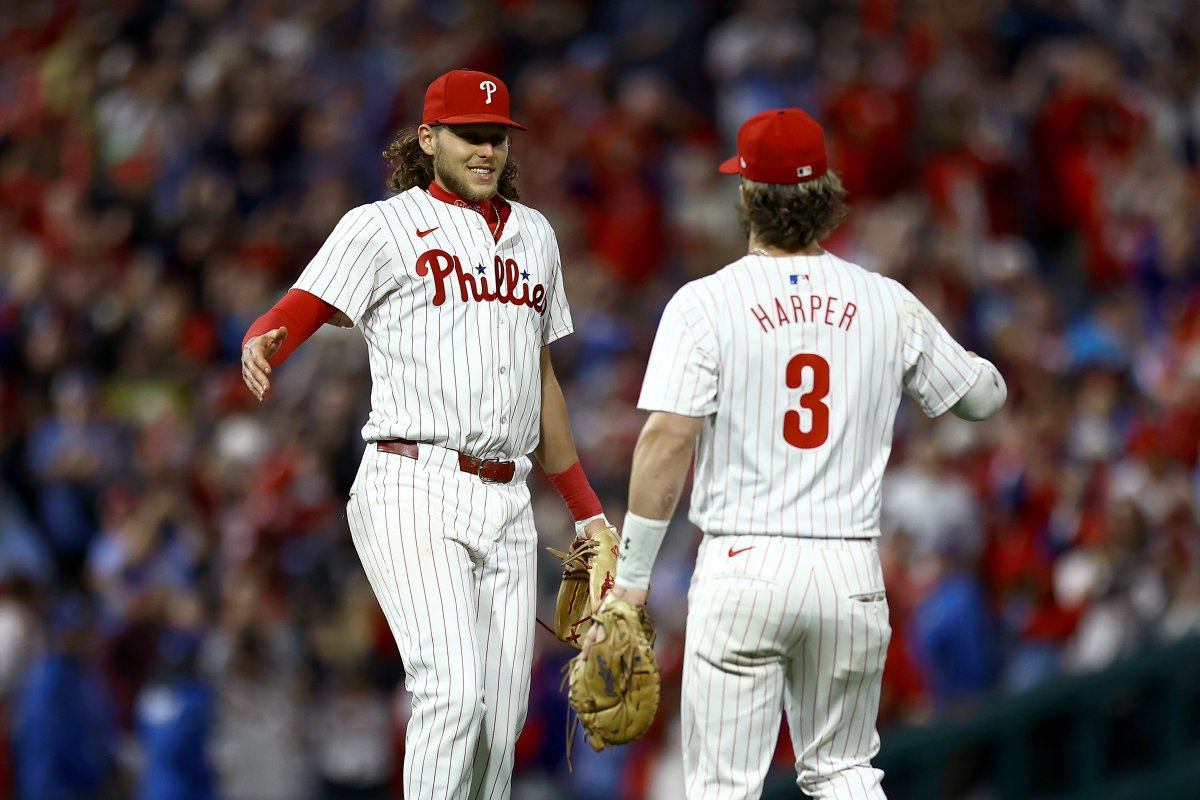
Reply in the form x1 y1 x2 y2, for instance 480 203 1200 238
718 154 741 174
433 114 528 131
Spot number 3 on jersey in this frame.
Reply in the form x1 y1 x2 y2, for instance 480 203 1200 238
784 353 830 448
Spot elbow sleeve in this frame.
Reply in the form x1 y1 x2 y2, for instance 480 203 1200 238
951 357 1007 421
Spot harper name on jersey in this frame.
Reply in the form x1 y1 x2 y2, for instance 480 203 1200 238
750 292 857 333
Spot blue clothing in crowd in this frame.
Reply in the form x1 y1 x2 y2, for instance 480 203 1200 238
910 571 999 708
13 654 117 800
136 676 218 800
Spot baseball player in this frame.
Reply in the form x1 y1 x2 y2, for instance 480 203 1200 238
240 68 610 799
588 108 1007 799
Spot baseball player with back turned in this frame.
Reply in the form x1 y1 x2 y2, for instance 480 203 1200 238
585 108 1007 799
240 68 611 799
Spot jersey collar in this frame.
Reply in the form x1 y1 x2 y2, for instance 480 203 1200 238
427 182 511 241
426 181 504 217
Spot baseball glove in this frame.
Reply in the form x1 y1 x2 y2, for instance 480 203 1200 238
547 525 620 648
566 594 660 751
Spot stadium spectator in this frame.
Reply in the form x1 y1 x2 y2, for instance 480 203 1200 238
0 0 1197 794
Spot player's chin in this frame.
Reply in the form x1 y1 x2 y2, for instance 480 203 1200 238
464 169 499 197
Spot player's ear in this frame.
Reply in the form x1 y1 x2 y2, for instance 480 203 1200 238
418 124 437 156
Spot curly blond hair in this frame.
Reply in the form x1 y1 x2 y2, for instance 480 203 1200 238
738 172 848 251
382 128 521 200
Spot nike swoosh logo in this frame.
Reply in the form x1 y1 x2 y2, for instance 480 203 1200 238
728 546 755 557
416 227 439 238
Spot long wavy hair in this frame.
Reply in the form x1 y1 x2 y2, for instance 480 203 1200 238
738 171 848 251
382 127 521 200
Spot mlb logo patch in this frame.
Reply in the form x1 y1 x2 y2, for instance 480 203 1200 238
797 165 813 178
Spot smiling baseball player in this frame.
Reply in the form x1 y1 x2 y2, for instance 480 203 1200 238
586 108 1007 799
241 68 610 799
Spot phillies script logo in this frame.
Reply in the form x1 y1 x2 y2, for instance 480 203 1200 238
415 248 547 315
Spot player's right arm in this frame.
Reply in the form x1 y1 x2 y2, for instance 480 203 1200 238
609 410 704 609
581 288 713 659
241 204 388 401
627 412 702 520
241 290 338 401
580 408 700 659
613 288 718 600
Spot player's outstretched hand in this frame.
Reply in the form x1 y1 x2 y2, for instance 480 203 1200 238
241 326 288 402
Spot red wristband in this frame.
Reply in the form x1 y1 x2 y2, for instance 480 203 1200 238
547 462 603 522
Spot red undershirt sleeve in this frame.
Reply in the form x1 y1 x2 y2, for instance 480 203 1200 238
242 289 339 367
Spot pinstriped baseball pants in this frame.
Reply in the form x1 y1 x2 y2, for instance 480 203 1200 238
346 443 537 800
683 535 891 800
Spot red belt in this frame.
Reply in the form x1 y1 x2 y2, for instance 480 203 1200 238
376 439 517 484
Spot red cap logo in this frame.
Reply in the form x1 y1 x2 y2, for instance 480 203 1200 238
422 69 527 130
718 108 827 184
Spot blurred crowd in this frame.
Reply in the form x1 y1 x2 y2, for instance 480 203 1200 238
1 0 1199 797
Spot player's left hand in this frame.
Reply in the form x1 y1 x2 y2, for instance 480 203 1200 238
549 521 620 648
579 515 610 539
567 593 660 751
581 585 649 659
579 617 604 659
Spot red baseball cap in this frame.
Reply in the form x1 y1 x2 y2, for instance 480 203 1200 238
718 108 828 184
422 68 527 131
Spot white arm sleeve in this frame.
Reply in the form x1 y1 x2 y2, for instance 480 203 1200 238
613 512 670 592
951 357 1007 421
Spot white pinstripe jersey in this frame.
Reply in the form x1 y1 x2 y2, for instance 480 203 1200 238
639 251 981 538
293 187 573 459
